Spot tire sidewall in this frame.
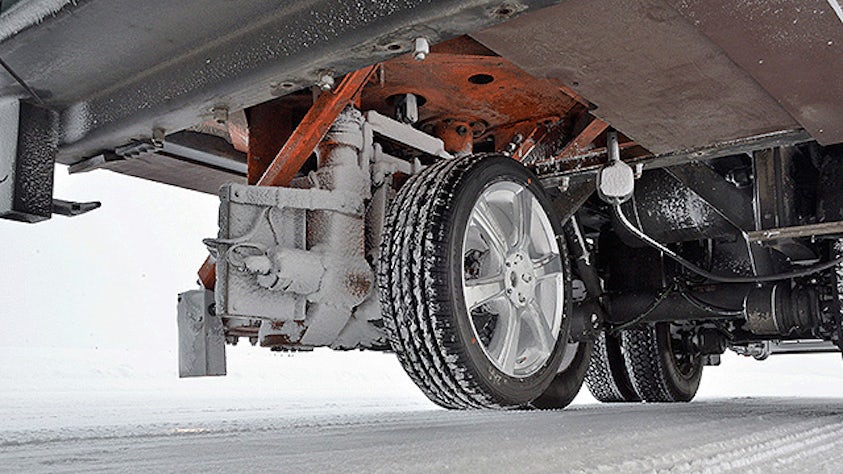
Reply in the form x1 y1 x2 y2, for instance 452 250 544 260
656 323 703 401
447 156 572 405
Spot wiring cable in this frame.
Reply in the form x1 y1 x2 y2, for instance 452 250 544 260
612 204 843 283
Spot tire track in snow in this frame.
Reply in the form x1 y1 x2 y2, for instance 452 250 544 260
582 416 843 473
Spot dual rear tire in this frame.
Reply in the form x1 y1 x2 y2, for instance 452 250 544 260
586 323 703 403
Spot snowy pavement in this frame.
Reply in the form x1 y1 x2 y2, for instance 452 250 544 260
4 346 843 472
3 397 843 473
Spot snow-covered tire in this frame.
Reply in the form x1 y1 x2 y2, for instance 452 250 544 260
378 154 572 409
532 341 592 409
621 323 703 402
585 331 641 403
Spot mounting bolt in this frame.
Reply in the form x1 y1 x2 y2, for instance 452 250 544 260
152 127 166 148
558 176 571 193
212 106 229 125
317 74 335 91
634 162 644 179
414 37 430 61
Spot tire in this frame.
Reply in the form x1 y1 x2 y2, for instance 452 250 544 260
584 331 641 403
532 341 593 409
621 323 703 402
378 154 572 409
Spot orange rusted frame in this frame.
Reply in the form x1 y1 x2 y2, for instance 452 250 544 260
257 65 379 186
552 118 609 161
511 124 548 162
198 65 379 289
198 258 216 290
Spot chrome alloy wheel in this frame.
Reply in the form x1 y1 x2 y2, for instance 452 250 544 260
461 181 565 378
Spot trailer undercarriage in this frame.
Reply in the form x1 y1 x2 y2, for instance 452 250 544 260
2 0 843 409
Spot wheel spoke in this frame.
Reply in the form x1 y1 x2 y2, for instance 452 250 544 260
463 274 506 310
513 188 533 251
524 301 555 354
533 253 563 281
472 198 509 256
488 305 521 373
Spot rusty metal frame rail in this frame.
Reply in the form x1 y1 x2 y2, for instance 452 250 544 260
535 128 812 180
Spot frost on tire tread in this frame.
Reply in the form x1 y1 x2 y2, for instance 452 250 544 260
585 331 640 403
621 325 701 403
379 155 502 409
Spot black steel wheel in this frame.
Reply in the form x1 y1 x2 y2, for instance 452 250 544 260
621 323 703 402
378 154 575 409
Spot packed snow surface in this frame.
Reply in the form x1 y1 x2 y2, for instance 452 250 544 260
4 392 843 472
4 345 843 473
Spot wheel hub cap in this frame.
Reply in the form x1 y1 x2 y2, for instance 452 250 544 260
505 251 536 307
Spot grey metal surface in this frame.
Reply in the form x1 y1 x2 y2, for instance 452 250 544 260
0 100 58 222
51 198 100 217
769 339 839 355
472 0 800 154
177 289 226 378
69 131 247 194
669 0 843 145
0 97 18 218
0 0 558 167
748 221 843 243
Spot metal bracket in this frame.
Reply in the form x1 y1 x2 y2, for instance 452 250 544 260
0 99 60 223
177 289 227 377
52 199 101 217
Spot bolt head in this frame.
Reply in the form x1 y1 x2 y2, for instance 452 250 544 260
318 75 335 90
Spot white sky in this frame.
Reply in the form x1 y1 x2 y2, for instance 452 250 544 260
2 166 843 404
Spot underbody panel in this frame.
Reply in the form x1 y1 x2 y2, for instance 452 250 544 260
472 0 803 153
0 1 838 188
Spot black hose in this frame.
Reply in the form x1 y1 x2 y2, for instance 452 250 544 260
612 204 843 283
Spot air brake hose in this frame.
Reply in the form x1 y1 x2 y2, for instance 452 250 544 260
611 204 843 284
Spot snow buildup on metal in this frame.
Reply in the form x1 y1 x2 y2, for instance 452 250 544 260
0 0 74 43
209 107 384 350
651 183 715 234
